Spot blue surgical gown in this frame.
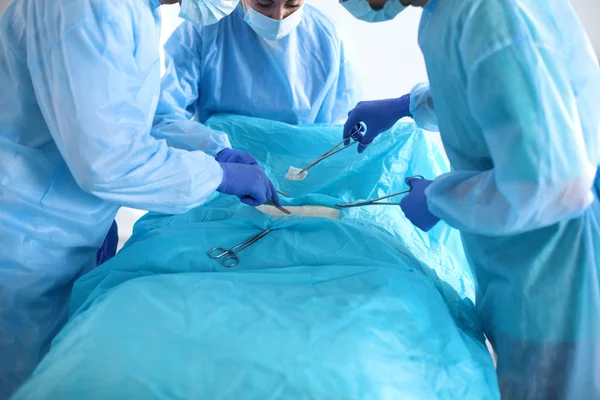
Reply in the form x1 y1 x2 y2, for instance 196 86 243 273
0 0 231 397
409 0 600 397
153 4 361 138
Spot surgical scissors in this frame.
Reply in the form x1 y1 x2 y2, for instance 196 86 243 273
208 229 273 268
295 123 366 176
335 175 424 208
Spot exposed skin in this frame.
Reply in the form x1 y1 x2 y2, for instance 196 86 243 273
241 0 305 20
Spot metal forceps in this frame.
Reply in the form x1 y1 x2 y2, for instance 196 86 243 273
335 175 424 208
267 200 291 215
267 190 291 215
295 123 366 176
208 229 273 268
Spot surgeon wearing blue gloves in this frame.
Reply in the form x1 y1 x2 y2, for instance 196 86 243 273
343 0 600 398
0 0 279 397
153 0 362 140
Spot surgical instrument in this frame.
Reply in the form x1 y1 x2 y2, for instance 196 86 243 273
335 175 424 208
208 229 273 268
267 200 292 215
267 190 291 214
295 123 366 176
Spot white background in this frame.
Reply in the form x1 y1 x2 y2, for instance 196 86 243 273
1 0 599 246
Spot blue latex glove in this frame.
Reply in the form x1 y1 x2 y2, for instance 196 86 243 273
344 94 412 153
400 177 440 232
96 220 118 266
215 148 258 165
217 163 281 207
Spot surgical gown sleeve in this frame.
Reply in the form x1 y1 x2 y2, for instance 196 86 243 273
425 26 597 236
319 27 363 124
152 22 230 155
29 12 223 215
409 82 439 132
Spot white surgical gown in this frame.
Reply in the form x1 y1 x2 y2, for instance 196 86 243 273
153 4 361 138
0 0 231 397
410 0 600 397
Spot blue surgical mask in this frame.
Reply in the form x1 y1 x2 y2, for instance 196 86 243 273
179 0 239 25
340 0 406 23
243 4 304 40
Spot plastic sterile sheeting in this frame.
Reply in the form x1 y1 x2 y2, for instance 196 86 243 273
204 115 474 299
13 116 497 399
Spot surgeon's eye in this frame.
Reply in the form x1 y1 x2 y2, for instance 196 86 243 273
285 1 300 8
256 0 274 8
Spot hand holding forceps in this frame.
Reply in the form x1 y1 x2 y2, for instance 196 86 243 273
295 123 367 176
208 229 273 268
335 175 424 208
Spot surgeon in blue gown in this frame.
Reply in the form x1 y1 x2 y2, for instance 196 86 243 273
341 0 600 398
153 0 362 136
0 0 280 397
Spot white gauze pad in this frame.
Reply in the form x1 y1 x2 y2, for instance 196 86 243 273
285 166 308 181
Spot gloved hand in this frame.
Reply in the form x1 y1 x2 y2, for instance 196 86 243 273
217 162 281 207
215 148 258 165
96 220 118 266
400 176 440 232
344 94 412 153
